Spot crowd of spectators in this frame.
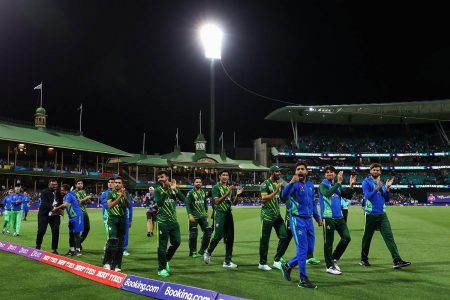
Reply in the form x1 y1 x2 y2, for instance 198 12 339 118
278 135 447 154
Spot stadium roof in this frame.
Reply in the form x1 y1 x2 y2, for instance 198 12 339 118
119 154 169 167
115 151 269 172
0 119 130 156
265 99 450 125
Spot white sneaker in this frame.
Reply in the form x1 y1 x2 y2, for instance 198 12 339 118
123 251 130 256
326 266 342 275
332 259 341 272
203 251 211 264
114 267 122 272
223 261 238 268
272 261 282 270
258 264 272 271
103 264 111 270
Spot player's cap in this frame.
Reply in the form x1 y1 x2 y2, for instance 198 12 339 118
269 166 283 173
149 186 155 191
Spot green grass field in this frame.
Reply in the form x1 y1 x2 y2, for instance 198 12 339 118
1 206 450 299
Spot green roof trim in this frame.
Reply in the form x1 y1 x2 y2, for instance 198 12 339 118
0 119 130 156
120 154 169 166
235 160 270 171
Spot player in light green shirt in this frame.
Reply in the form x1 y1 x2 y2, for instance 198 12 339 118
185 178 212 258
259 166 289 271
154 170 186 277
203 170 242 268
103 177 130 272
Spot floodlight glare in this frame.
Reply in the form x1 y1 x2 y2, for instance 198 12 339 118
200 23 222 59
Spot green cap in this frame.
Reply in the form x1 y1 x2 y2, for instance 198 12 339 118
269 165 282 173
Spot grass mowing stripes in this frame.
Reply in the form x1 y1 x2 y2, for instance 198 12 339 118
1 206 450 299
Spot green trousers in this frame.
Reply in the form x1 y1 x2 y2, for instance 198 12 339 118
323 218 351 268
157 221 181 271
207 210 234 263
361 213 401 262
189 216 212 255
10 210 23 234
2 210 11 232
103 214 127 269
259 215 288 264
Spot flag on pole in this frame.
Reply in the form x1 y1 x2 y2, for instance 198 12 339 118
77 104 83 111
34 83 42 90
218 132 223 143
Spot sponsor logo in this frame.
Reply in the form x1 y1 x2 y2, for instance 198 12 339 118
164 286 212 300
123 278 160 293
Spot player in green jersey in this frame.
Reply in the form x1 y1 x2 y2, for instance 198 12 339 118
259 166 289 271
103 176 130 272
203 170 243 268
74 179 92 248
154 170 186 277
186 177 212 258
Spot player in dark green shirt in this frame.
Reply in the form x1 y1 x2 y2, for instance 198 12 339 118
103 176 130 272
185 177 212 258
154 170 186 277
259 166 289 271
203 170 243 268
74 179 92 247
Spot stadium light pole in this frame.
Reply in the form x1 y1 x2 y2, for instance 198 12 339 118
200 23 222 154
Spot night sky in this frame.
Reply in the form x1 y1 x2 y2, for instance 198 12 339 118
1 1 449 154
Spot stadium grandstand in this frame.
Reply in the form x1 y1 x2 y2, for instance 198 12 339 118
112 133 268 193
0 106 130 197
262 99 450 205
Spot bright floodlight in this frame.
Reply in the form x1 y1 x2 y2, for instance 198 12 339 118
200 23 222 59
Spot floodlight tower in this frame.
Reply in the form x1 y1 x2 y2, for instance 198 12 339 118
200 23 222 154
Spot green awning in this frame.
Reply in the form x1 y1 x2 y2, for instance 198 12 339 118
0 119 130 156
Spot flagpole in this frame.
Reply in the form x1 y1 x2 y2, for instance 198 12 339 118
233 131 236 149
142 132 146 154
176 128 179 148
40 82 43 107
221 132 224 152
79 104 83 133
199 110 202 134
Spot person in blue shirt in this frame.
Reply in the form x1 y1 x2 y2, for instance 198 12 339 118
53 184 84 256
123 193 133 256
360 163 411 269
280 162 322 289
10 187 25 236
318 166 356 275
22 191 31 221
2 189 13 234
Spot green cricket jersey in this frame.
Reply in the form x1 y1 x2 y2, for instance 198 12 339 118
106 190 129 216
260 179 281 221
185 188 208 219
154 185 185 223
211 183 233 212
75 189 88 214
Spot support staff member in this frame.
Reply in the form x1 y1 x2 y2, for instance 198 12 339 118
35 179 63 254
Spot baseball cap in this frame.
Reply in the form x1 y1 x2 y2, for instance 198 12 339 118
269 166 283 173
149 186 155 191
